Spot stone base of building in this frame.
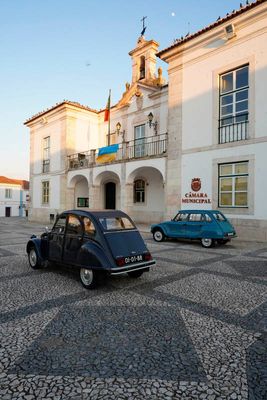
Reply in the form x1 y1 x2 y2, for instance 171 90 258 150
28 208 62 225
229 217 267 242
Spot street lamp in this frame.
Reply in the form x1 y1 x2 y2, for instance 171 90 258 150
116 122 125 142
147 112 158 135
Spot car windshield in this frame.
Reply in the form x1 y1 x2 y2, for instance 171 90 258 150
213 212 227 222
98 217 135 231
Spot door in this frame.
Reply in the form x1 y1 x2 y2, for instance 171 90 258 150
185 213 204 238
48 214 67 261
166 212 189 237
5 207 11 217
105 182 116 209
134 124 145 158
63 214 84 265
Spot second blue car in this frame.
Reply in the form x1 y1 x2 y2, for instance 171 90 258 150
151 210 236 248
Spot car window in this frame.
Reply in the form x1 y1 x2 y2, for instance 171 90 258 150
174 213 188 222
66 215 83 235
188 213 202 222
83 217 96 236
99 217 135 231
204 214 212 222
213 212 226 222
52 215 66 234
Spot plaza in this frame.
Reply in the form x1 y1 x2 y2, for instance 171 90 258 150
0 217 266 399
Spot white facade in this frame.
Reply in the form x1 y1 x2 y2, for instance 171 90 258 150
0 178 29 217
159 0 267 241
26 1 267 241
26 37 168 224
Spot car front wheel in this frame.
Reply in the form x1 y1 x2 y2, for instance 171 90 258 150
201 238 214 248
80 268 98 289
28 247 42 269
153 229 165 242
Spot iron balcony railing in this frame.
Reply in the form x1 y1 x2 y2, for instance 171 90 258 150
68 133 167 170
219 114 249 144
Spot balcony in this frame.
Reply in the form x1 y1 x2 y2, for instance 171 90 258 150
219 114 249 144
68 133 167 170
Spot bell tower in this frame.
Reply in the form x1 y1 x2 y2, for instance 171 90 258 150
129 36 160 85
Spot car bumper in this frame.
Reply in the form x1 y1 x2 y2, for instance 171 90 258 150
109 260 156 275
224 232 237 238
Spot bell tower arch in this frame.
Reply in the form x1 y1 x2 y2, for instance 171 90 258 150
129 36 160 84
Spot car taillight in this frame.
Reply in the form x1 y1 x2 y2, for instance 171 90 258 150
144 252 152 261
116 257 125 267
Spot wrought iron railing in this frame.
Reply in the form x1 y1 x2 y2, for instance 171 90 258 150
219 115 249 144
68 133 167 170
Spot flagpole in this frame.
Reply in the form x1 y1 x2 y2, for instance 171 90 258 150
108 89 111 146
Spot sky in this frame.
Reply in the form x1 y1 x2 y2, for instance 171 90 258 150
0 0 245 180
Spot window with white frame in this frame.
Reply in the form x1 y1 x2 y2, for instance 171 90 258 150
134 179 145 203
5 188 12 199
42 181 50 204
134 124 145 158
43 136 50 173
219 65 249 143
219 162 248 207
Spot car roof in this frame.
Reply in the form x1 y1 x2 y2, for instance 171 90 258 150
177 210 221 213
61 209 131 219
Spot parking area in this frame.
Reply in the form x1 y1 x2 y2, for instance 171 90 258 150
0 217 266 399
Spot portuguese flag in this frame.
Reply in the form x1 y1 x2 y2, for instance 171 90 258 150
104 90 111 122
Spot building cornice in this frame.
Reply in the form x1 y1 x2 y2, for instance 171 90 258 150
157 0 267 61
24 100 98 126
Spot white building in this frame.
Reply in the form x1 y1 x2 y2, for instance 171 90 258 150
25 37 168 225
158 0 267 241
25 0 267 241
0 176 29 217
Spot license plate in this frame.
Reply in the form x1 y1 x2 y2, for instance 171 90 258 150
228 232 234 236
124 255 143 264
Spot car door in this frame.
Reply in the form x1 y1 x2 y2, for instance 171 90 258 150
165 212 189 237
185 213 204 238
48 214 67 262
63 214 84 266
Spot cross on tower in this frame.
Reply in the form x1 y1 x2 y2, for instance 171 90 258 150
140 16 147 36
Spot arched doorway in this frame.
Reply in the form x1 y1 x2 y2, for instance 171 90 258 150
105 182 116 209
67 174 89 210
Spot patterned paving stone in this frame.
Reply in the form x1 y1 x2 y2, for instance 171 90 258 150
0 217 266 399
155 272 267 316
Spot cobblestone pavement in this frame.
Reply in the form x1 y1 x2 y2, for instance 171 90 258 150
0 217 266 399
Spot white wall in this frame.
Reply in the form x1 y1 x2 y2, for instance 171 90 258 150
182 142 267 219
32 175 61 210
0 185 28 217
181 11 267 150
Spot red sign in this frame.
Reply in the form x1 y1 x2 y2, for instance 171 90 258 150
182 178 211 204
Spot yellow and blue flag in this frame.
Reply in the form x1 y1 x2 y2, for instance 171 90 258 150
96 144 119 163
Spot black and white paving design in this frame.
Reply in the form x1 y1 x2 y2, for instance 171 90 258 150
0 217 266 399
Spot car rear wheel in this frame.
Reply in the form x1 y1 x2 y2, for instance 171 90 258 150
28 247 42 269
128 270 144 278
201 238 214 248
153 229 165 242
80 268 98 289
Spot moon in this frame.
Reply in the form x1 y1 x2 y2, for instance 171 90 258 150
171 12 175 17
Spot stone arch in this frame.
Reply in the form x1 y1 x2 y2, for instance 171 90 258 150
68 173 89 189
139 55 146 79
126 166 165 224
67 174 89 209
93 171 121 210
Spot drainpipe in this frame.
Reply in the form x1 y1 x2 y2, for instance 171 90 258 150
19 190 23 217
